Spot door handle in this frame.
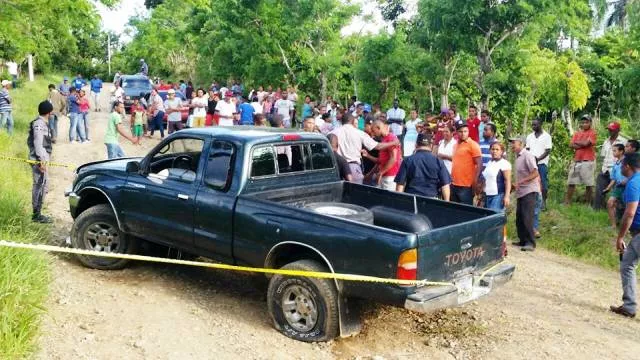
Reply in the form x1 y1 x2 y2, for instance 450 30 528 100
178 194 189 200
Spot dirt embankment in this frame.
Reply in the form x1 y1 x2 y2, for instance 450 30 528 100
36 87 640 359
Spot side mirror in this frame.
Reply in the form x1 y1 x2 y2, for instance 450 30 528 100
126 161 140 173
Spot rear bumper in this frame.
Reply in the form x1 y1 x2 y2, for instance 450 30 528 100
404 263 515 313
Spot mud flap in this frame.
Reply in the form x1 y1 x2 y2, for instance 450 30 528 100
338 295 363 338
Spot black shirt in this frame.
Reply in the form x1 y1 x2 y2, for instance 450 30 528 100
334 153 352 181
394 150 451 197
207 99 217 115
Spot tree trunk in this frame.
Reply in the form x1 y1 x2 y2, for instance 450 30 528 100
428 82 434 114
277 42 297 85
320 71 327 103
561 106 575 135
440 56 458 110
522 86 538 133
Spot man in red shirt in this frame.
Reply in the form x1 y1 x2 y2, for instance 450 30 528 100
364 120 402 191
565 114 598 205
466 105 481 142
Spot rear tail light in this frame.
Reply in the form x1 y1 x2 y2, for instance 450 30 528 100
501 226 508 257
397 249 417 285
282 134 301 141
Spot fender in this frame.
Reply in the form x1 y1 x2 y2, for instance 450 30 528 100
78 186 123 231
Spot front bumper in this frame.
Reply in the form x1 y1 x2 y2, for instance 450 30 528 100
405 263 515 313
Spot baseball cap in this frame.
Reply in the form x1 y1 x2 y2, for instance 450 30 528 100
440 107 449 115
63 76 68 81
363 103 372 113
225 90 234 98
508 135 525 143
416 133 433 146
454 119 467 130
38 100 54 115
607 121 621 131
167 89 175 94
580 114 592 122
1 80 10 86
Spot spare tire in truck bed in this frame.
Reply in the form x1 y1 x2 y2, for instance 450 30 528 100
370 206 433 233
303 202 374 224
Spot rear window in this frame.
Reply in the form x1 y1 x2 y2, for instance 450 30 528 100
121 78 152 89
309 142 334 170
250 142 334 178
251 147 276 177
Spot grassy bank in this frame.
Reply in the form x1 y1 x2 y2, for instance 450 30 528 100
0 75 59 358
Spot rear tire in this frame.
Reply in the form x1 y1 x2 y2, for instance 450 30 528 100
71 204 139 270
267 260 339 342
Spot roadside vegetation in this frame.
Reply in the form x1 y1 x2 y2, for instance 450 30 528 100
0 75 58 358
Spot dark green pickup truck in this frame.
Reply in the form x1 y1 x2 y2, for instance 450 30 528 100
65 127 515 342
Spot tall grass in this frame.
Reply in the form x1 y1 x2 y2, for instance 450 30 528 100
0 75 59 358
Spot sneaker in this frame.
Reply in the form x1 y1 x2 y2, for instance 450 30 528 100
83 140 91 144
521 244 535 252
610 305 636 318
534 230 541 238
32 214 53 224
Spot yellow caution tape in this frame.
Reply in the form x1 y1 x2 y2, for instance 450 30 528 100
0 239 472 287
0 155 76 169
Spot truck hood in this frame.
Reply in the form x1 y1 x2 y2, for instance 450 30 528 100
77 157 143 175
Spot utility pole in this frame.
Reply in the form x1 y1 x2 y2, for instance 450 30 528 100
107 33 112 77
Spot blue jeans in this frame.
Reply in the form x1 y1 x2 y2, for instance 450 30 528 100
0 110 14 135
150 111 165 138
538 164 549 194
69 113 86 142
534 192 542 230
81 112 90 140
485 194 505 212
106 143 125 159
452 185 474 205
48 114 58 141
621 233 640 314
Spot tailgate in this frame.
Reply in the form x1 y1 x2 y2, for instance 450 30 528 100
416 214 505 282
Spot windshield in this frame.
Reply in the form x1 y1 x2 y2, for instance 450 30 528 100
122 79 151 89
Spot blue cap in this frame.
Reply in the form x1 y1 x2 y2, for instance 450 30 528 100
363 103 372 113
63 76 68 81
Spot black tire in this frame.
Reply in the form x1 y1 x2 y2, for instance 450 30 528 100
267 260 339 342
71 204 139 270
303 202 374 224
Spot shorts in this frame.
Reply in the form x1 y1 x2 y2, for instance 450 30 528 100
192 116 205 128
610 186 624 201
379 176 396 191
567 161 595 186
133 124 143 137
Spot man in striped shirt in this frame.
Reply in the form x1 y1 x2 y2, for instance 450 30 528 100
0 80 13 135
479 122 497 169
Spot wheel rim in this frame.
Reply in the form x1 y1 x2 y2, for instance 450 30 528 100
281 285 318 332
83 222 122 253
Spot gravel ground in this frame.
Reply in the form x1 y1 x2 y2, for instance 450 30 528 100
35 87 640 359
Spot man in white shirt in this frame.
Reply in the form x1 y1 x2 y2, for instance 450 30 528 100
315 104 327 128
386 99 405 136
525 118 552 208
7 61 18 88
215 91 236 126
274 95 294 128
330 114 400 184
595 121 628 209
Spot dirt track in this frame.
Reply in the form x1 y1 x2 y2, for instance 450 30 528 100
36 87 640 359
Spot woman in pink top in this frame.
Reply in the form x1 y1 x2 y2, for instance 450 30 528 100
78 90 92 141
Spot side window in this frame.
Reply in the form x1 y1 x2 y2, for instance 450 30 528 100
275 144 306 173
148 137 204 183
204 141 235 190
251 146 276 177
309 142 334 170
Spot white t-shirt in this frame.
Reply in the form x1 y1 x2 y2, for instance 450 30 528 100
437 138 456 174
164 98 183 122
525 131 553 166
7 62 18 76
192 96 208 117
275 99 294 120
113 87 125 102
251 101 263 114
215 100 235 126
482 158 512 196
329 124 378 164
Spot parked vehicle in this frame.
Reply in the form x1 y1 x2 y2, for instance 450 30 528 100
117 75 153 113
65 127 515 342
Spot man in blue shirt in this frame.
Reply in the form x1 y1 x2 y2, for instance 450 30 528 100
479 122 497 168
238 97 255 125
72 74 86 91
394 133 451 200
59 77 70 96
611 152 640 318
90 75 103 112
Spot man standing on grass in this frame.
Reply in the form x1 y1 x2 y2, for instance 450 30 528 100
450 120 482 205
526 118 553 209
510 136 540 252
466 105 481 143
105 101 139 159
565 115 597 205
595 122 627 210
47 84 67 143
28 101 54 223
0 80 13 135
610 152 640 319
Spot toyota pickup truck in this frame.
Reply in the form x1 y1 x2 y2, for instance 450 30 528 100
65 127 515 342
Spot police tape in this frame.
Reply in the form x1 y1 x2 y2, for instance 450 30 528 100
0 239 517 288
0 155 76 169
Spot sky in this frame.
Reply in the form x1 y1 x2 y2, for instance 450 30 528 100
95 0 417 41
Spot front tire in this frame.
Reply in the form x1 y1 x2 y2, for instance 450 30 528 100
267 260 339 342
71 204 139 270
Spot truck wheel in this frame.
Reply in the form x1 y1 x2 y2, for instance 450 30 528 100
303 202 374 224
71 204 139 270
267 260 339 342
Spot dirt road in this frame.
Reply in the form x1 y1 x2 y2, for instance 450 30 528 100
36 88 640 359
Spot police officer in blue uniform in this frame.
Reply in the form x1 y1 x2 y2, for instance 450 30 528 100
28 101 54 223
